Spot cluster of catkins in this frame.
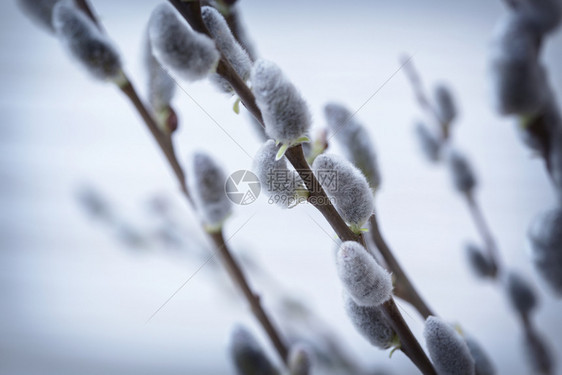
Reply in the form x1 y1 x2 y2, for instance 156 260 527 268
414 80 556 373
489 0 562 298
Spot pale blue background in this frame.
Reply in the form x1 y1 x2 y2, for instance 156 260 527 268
1 0 562 374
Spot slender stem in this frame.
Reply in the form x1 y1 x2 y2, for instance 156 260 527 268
119 79 191 204
401 57 449 140
369 215 434 319
208 230 289 362
464 192 501 276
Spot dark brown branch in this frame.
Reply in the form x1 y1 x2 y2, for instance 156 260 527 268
369 215 435 319
209 231 289 362
120 79 191 203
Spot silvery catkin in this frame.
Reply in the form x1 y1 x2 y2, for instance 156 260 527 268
336 241 392 307
528 207 562 295
230 325 279 375
343 293 396 349
253 140 307 208
464 242 496 279
504 270 538 316
489 13 547 116
18 0 60 32
188 152 232 231
312 154 374 231
52 1 123 82
434 84 457 126
251 60 311 147
201 6 252 92
423 316 476 375
465 335 496 375
143 29 176 113
148 3 219 82
324 103 382 190
415 122 441 163
446 149 477 193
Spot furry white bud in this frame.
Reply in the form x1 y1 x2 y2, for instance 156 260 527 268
336 241 392 307
523 330 554 374
465 336 496 375
343 293 396 349
446 149 477 193
313 154 374 231
288 344 313 375
324 103 382 190
201 6 252 92
489 14 547 116
143 29 176 112
415 122 441 162
504 271 538 316
251 60 311 147
424 316 476 375
18 0 60 32
253 140 307 208
52 2 123 82
148 3 219 82
230 325 279 375
188 152 232 231
434 84 457 125
528 207 562 295
465 243 496 278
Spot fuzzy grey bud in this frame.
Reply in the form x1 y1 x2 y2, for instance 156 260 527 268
336 241 392 307
312 154 374 231
188 152 232 231
518 0 562 34
230 325 279 375
343 293 396 349
489 14 547 116
143 29 176 112
446 149 477 193
52 2 123 82
465 243 496 279
324 103 382 190
415 122 441 163
434 84 457 125
251 60 311 147
528 207 562 295
423 316 476 375
504 271 538 316
253 140 307 208
18 0 60 32
148 3 219 82
201 6 252 92
465 336 496 375
523 330 554 374
288 344 312 375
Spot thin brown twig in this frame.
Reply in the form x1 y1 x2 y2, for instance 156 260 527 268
369 215 435 319
464 192 501 276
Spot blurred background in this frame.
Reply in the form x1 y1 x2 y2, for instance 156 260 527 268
2 0 562 373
